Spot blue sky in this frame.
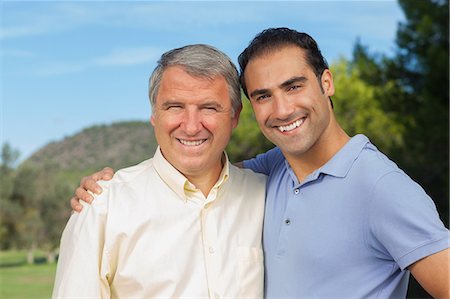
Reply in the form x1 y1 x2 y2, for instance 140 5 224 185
1 1 404 162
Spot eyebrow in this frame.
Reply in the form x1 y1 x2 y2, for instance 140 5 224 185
249 76 308 99
280 76 308 89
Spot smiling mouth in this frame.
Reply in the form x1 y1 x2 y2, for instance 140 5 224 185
178 139 207 146
277 119 305 132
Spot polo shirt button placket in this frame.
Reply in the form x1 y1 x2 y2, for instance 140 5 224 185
294 188 300 195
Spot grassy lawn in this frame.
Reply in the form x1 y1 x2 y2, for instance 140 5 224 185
0 250 56 299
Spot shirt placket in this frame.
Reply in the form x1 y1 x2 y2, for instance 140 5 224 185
201 187 221 299
276 184 300 257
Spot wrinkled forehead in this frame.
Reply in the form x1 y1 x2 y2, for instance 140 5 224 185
158 67 230 100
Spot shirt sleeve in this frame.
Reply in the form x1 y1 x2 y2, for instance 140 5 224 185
368 171 450 270
52 187 111 298
243 147 281 176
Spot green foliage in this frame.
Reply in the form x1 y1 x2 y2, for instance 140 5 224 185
332 58 406 154
394 0 449 217
340 5 448 296
26 121 158 172
0 143 21 249
227 93 274 162
338 1 449 230
1 121 159 253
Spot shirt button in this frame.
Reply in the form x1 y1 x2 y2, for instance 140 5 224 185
209 246 215 254
285 219 291 225
294 188 300 195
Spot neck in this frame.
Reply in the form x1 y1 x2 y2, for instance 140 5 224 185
186 159 224 197
285 125 350 183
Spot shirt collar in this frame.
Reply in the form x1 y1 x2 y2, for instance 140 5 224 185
318 134 370 178
152 146 230 202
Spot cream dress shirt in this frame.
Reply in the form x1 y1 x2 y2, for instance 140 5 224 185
52 147 266 299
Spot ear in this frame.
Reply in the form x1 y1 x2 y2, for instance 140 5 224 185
321 69 335 97
231 104 243 130
150 114 156 127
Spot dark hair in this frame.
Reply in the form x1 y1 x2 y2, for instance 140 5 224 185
238 27 329 99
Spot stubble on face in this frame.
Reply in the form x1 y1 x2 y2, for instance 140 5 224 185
244 46 333 158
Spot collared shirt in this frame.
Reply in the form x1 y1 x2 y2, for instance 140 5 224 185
53 147 266 299
244 134 449 298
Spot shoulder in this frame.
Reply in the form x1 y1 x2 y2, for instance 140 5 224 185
351 142 404 184
243 147 285 175
227 164 266 208
229 165 267 195
229 164 267 187
86 158 155 210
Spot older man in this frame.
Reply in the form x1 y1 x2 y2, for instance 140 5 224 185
52 44 266 298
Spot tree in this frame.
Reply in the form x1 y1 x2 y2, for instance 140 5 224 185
331 57 406 154
11 164 43 263
39 174 73 263
390 0 449 225
0 143 20 249
344 1 449 297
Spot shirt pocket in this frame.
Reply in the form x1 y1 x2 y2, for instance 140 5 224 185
236 246 264 298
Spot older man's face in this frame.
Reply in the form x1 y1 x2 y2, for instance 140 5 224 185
151 66 239 180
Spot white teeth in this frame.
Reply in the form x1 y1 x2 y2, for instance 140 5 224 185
179 139 205 146
278 119 303 132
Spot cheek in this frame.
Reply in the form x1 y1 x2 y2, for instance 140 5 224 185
203 115 234 134
202 116 224 131
158 112 183 127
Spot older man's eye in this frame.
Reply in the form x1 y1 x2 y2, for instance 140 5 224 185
167 105 182 110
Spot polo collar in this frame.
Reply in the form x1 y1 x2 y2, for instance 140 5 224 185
287 134 370 186
318 134 370 178
152 146 230 202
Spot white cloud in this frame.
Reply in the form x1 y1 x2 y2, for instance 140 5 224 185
34 46 162 76
94 47 162 66
1 2 264 40
35 61 86 76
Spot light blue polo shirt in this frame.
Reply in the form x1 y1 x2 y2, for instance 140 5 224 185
244 134 449 298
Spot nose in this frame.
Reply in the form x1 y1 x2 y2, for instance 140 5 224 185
272 94 295 120
181 109 203 135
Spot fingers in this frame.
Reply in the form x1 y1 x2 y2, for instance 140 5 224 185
101 167 114 180
90 167 114 181
71 167 115 212
80 176 102 195
75 186 94 202
70 196 83 212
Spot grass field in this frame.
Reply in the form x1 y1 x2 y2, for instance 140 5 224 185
0 250 56 299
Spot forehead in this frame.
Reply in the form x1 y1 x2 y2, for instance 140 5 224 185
157 66 230 103
243 46 314 91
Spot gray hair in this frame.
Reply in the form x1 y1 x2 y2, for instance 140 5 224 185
149 44 241 116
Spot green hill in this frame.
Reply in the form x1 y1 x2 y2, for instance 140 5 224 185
25 121 158 173
2 121 158 252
